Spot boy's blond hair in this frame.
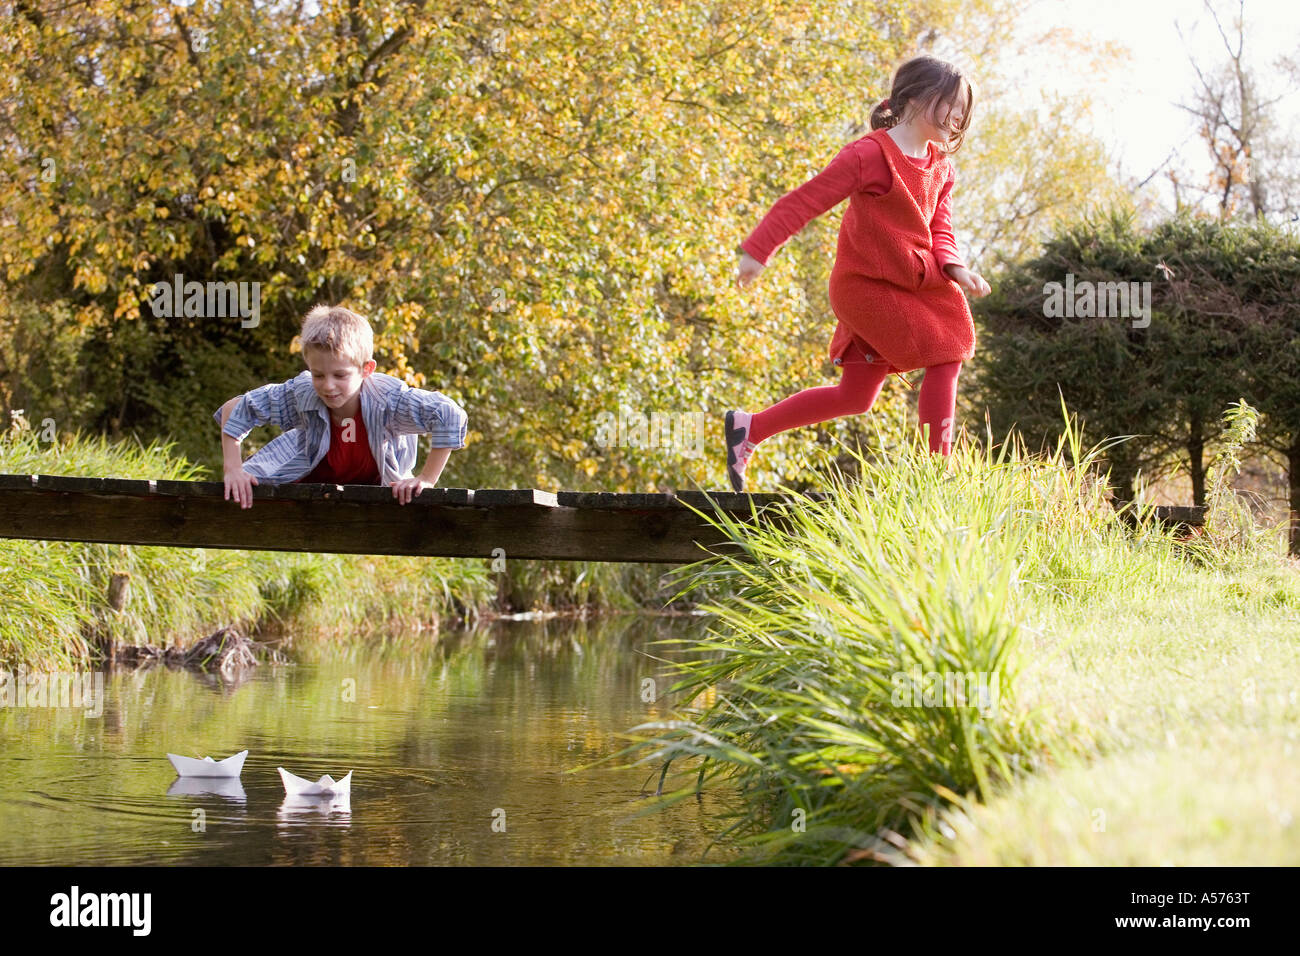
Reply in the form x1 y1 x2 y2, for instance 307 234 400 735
299 305 373 368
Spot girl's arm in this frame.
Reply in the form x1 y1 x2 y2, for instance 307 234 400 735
931 169 988 296
931 170 967 276
739 144 864 266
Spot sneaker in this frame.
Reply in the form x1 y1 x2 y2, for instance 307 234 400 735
724 410 759 492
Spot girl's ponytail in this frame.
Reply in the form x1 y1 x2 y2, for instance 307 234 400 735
869 98 900 130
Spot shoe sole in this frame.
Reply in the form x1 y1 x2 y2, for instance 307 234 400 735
724 410 747 492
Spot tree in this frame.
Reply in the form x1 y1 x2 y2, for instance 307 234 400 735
973 209 1300 557
1171 0 1300 222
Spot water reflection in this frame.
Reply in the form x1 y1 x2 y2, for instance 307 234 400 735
166 777 247 801
276 792 351 827
0 613 737 865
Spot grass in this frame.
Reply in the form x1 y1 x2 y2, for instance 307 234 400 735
906 528 1300 865
606 397 1300 865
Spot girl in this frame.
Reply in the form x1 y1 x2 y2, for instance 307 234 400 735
725 55 991 492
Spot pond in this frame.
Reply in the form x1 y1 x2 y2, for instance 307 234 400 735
0 613 738 865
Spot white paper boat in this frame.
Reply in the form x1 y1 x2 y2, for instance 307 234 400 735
278 767 352 796
167 750 248 778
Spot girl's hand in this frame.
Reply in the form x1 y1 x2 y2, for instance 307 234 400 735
946 265 991 298
737 251 764 289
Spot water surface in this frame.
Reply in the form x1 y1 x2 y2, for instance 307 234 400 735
0 614 738 865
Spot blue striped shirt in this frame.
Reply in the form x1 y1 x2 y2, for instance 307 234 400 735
214 370 467 486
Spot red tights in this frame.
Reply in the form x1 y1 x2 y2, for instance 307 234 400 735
748 340 962 454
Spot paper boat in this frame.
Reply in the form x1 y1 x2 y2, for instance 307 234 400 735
167 750 248 778
278 767 352 796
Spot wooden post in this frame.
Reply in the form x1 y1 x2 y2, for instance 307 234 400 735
108 571 131 611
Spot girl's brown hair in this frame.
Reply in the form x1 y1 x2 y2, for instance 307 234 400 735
869 55 975 154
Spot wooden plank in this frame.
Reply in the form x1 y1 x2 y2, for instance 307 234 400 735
673 489 833 512
0 475 1207 564
469 489 558 508
1111 499 1206 529
0 478 751 562
554 489 830 511
336 484 473 505
33 474 111 493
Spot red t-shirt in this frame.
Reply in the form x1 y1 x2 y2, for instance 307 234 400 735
299 413 381 485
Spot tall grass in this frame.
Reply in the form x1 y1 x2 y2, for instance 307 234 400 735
607 398 1229 864
0 417 221 667
899 402 1300 866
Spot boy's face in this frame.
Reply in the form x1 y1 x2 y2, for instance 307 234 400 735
304 346 376 410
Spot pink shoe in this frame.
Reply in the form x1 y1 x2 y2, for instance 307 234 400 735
725 410 759 491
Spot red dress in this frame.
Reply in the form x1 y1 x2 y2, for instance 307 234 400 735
743 128 975 375
298 412 381 484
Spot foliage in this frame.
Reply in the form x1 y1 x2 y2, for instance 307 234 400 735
1198 399 1268 554
971 208 1300 519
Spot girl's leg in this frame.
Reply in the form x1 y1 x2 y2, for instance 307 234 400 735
748 340 890 444
916 360 962 455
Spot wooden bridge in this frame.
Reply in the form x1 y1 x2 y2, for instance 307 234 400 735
0 474 1205 564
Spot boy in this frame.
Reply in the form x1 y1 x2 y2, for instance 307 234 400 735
215 304 467 509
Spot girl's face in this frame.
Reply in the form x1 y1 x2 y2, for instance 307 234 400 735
914 91 967 145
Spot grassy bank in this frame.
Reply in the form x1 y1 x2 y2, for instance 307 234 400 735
614 401 1300 865
0 418 694 669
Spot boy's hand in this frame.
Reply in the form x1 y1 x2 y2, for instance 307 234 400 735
737 250 764 289
945 265 991 298
391 476 430 505
224 466 259 509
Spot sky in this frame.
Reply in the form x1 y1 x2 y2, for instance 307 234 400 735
1004 0 1300 214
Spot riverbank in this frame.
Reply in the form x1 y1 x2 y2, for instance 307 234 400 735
615 403 1300 865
